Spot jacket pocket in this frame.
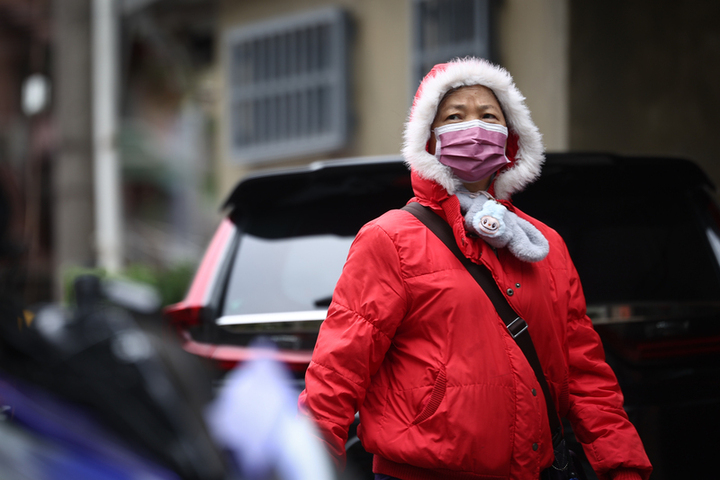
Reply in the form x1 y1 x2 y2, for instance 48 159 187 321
411 365 447 425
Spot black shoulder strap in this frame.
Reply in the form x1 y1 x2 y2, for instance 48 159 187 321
402 202 563 444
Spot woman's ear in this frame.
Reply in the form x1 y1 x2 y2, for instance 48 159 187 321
427 131 437 155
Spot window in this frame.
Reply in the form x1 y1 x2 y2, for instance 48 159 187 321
226 7 350 164
412 0 494 85
220 233 354 317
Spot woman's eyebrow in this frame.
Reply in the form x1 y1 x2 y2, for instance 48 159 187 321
442 103 467 111
443 103 500 111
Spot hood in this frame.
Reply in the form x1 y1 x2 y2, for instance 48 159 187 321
402 57 544 200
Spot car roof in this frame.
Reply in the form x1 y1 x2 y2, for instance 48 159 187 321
224 155 412 238
528 153 715 199
223 155 406 211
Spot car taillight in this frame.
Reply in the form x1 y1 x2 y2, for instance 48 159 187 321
181 338 313 374
591 303 720 362
214 357 309 374
164 302 203 329
597 324 720 362
632 335 720 360
163 219 235 332
214 359 240 371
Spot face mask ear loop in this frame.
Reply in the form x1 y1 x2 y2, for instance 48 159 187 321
433 128 441 159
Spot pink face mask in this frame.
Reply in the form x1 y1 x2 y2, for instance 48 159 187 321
434 120 510 183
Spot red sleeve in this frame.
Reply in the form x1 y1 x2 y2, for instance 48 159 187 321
563 248 652 480
298 221 407 467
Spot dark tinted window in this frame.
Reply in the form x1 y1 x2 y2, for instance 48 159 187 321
514 157 720 304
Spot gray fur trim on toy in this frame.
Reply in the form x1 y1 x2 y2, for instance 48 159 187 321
457 191 549 263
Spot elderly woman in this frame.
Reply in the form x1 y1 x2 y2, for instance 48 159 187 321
299 58 652 480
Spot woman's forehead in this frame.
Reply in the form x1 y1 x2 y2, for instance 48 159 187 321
438 85 500 109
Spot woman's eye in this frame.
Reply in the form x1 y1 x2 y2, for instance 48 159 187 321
483 113 497 120
446 114 461 121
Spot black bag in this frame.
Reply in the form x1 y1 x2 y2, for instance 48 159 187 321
541 439 587 480
402 203 588 480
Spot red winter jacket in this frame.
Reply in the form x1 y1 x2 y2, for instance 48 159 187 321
299 173 651 480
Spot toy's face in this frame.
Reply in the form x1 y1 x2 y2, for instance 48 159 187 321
479 215 500 234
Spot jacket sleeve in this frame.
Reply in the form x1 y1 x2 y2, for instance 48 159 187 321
562 246 652 480
298 221 408 467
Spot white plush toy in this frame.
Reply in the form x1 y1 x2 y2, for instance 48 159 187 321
456 191 549 263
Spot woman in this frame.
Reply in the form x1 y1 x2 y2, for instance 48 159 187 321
299 57 652 480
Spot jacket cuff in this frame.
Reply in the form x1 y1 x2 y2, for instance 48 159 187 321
609 469 643 480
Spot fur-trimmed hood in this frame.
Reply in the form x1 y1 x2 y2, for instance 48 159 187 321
402 57 544 200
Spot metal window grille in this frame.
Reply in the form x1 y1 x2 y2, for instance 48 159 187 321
226 8 349 164
412 0 494 85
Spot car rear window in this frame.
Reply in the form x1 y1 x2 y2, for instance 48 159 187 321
217 161 414 325
221 233 353 316
514 161 720 304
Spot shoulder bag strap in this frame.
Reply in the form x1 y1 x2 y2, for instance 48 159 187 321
402 202 563 445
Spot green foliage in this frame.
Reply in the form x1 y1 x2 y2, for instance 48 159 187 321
63 262 195 308
141 263 195 307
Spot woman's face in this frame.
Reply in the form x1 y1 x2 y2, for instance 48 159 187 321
427 84 507 191
428 84 506 154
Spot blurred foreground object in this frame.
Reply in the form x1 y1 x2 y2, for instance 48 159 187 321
0 275 227 479
0 374 178 480
21 74 52 117
206 341 335 480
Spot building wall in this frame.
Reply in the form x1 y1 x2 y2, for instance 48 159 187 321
216 0 412 200
498 0 569 152
216 0 571 201
570 0 720 193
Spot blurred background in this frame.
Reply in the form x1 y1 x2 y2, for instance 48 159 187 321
0 0 718 309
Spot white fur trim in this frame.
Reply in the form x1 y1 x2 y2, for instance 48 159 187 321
402 57 545 199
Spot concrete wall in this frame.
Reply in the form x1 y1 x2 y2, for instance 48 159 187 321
570 0 720 193
52 0 95 298
497 0 569 152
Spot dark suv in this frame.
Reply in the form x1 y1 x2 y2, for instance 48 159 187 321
165 153 720 480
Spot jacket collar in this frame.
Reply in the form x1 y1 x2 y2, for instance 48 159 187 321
409 171 488 263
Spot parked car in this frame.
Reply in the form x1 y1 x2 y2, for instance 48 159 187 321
165 153 720 480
